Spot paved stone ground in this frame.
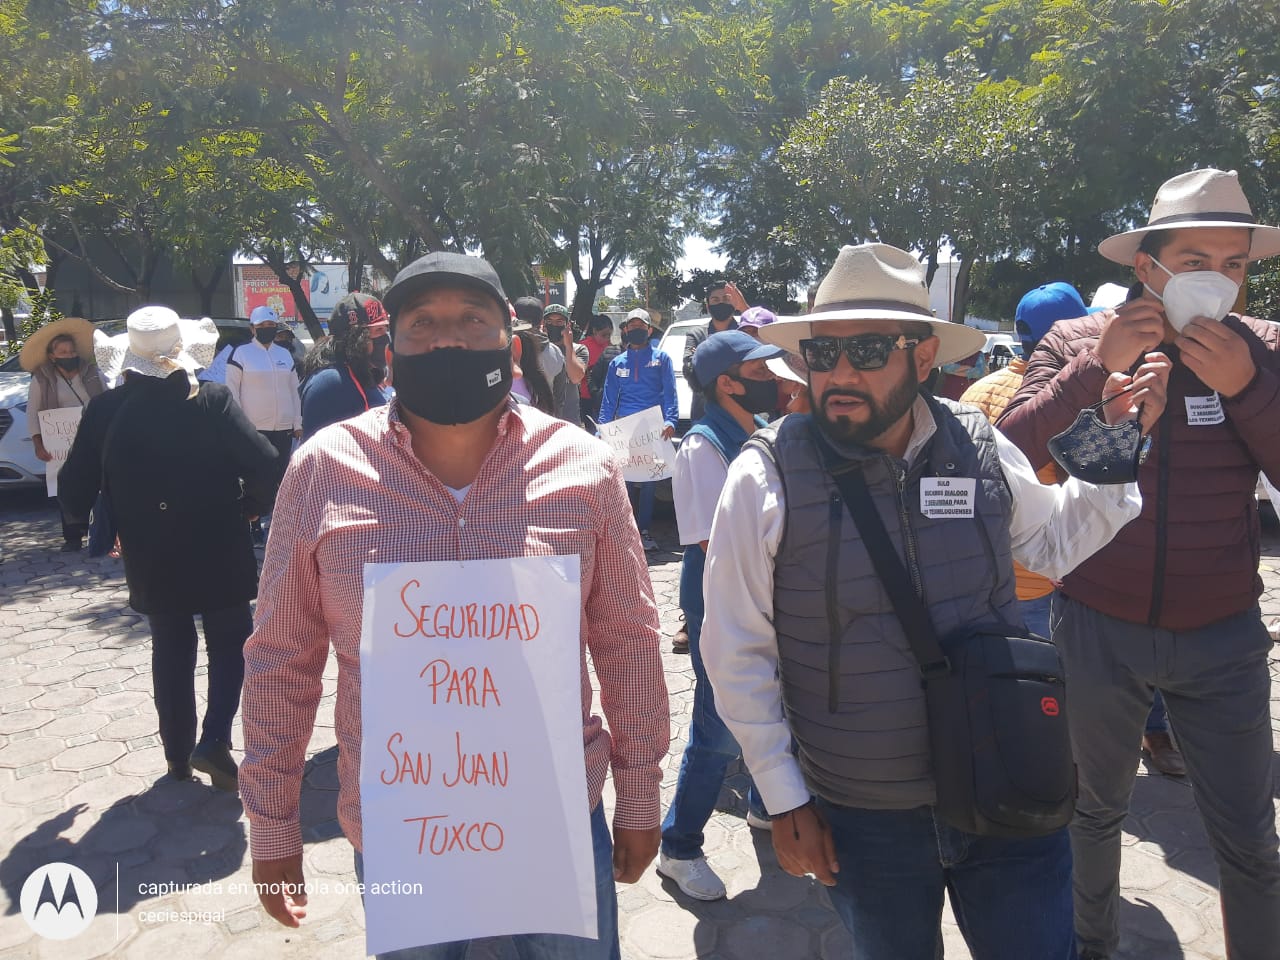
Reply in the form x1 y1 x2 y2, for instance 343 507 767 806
1 487 1278 960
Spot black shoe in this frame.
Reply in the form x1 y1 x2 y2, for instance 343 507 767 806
1079 951 1109 960
190 741 238 792
672 626 690 655
166 761 193 781
59 540 83 553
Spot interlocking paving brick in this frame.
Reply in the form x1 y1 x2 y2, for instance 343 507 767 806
2 768 79 804
30 685 96 710
40 712 111 738
0 709 55 735
0 736 63 767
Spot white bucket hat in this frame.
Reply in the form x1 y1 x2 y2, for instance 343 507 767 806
1098 168 1280 265
761 243 987 366
94 306 219 396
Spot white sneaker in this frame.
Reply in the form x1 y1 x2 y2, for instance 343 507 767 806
640 531 658 551
656 853 726 901
745 812 773 832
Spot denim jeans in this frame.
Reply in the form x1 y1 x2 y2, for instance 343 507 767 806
1017 593 1052 639
625 481 656 533
354 803 619 960
146 603 253 764
818 801 1075 960
662 545 764 859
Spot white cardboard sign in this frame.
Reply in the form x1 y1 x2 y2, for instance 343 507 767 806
359 555 595 956
37 407 83 498
599 405 677 483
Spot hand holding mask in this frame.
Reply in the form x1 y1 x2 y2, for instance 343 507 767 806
1047 353 1172 484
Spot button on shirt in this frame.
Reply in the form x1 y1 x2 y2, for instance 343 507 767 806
239 399 670 859
225 341 302 432
700 396 1143 817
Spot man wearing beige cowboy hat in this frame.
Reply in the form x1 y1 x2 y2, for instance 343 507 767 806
999 168 1280 960
20 316 107 551
699 242 1171 959
59 306 279 790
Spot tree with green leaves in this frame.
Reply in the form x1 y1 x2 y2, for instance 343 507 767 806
779 52 1061 323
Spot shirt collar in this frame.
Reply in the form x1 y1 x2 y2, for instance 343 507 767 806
387 395 527 450
901 394 938 466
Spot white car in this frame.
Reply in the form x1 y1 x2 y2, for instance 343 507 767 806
983 333 1023 371
0 354 43 488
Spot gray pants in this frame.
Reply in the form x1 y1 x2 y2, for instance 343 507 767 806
1052 595 1280 959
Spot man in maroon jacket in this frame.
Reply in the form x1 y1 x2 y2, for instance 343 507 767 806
998 168 1280 960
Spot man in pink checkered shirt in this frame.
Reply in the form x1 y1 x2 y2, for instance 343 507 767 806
239 251 670 960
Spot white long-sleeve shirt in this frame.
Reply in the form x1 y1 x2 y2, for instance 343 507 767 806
672 433 728 546
224 341 301 432
700 396 1142 817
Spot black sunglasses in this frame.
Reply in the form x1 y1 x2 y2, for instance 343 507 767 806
798 334 922 372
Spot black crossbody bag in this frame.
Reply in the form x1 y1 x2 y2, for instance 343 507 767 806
826 463 1076 838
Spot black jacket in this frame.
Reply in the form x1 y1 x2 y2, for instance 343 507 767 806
59 371 280 616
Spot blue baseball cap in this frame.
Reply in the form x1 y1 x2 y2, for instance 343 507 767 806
693 330 785 386
1014 282 1088 347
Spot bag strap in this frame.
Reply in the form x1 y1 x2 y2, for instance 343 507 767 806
827 464 952 680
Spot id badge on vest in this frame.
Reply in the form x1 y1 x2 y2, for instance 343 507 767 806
1184 393 1224 426
920 477 976 519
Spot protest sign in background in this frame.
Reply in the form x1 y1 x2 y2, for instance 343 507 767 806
37 407 83 497
359 555 595 955
598 405 677 483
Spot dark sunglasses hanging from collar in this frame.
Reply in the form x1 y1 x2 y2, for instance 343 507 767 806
799 333 921 373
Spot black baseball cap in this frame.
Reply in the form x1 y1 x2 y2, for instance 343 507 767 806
328 292 389 337
383 252 508 319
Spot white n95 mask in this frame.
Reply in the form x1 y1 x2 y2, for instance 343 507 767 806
1144 257 1240 332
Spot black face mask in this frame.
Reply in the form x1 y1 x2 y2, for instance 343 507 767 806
729 375 777 415
544 324 565 342
709 302 736 323
624 328 650 346
1046 397 1152 485
255 327 277 344
369 335 390 378
392 347 512 425
53 356 81 372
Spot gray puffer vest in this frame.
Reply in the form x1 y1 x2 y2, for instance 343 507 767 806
751 397 1020 810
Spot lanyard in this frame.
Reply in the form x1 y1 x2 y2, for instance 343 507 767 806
59 372 88 407
347 366 370 410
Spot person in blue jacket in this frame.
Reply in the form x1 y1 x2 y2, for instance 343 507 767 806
597 307 678 550
299 292 390 439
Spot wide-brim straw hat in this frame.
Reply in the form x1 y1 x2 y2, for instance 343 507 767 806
18 317 96 373
1098 168 1280 265
761 243 987 367
94 307 218 393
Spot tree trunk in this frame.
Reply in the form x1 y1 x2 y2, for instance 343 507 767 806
261 253 324 340
924 247 940 289
191 258 230 316
349 252 365 292
1 306 14 345
950 253 975 328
